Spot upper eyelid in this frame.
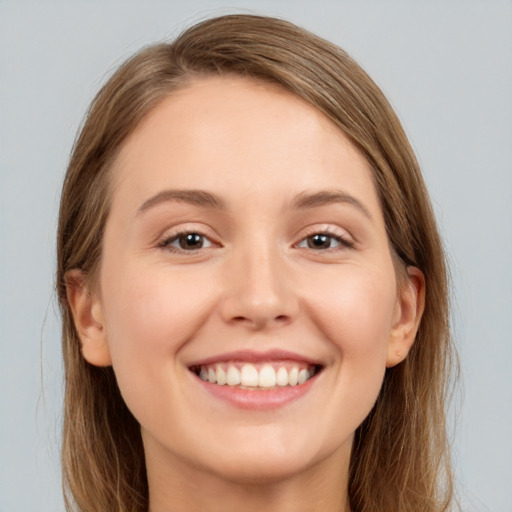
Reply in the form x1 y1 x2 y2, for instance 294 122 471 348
158 223 218 240
296 224 354 241
295 233 354 250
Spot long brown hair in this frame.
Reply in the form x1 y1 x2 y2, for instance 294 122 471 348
57 14 456 512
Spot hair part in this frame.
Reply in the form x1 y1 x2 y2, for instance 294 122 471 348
57 14 456 512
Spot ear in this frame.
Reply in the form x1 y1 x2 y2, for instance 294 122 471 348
65 269 112 367
386 266 425 368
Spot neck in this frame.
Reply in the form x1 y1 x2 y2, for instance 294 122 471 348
145 441 352 512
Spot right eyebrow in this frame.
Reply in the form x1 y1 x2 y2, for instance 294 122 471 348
291 189 373 221
136 189 226 215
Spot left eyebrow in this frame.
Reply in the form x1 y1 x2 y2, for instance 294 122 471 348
291 189 373 220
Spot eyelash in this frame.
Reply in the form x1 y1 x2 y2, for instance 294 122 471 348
295 228 354 251
158 228 354 254
158 230 218 253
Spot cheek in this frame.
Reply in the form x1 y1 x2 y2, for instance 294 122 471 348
99 260 218 378
303 264 396 421
98 259 223 432
307 264 397 353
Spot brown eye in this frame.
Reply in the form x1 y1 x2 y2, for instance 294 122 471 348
307 234 333 249
162 232 215 252
178 233 204 250
297 232 352 251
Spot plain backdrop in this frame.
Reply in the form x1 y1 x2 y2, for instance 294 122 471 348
1 1 511 511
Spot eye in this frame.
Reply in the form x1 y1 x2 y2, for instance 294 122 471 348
296 232 353 250
160 232 215 252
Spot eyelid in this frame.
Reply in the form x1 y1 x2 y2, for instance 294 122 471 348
157 223 221 252
154 222 355 254
294 224 355 249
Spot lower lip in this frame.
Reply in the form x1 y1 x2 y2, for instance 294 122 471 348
193 373 318 410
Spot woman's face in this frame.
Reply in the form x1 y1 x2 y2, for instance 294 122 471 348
74 76 420 484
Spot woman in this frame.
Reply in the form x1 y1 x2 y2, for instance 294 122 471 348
57 14 456 512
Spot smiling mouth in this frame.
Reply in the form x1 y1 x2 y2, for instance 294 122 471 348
190 361 322 390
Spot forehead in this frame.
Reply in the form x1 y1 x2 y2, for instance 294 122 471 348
110 75 380 215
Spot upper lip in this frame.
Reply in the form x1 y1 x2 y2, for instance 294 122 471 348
187 349 324 367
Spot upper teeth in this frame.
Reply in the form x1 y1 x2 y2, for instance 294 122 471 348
197 362 315 388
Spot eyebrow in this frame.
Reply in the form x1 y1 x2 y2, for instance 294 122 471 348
292 189 373 220
137 188 372 220
137 189 226 214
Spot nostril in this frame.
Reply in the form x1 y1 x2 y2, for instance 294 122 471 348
233 315 287 321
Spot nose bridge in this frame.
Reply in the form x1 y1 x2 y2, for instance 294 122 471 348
221 232 297 328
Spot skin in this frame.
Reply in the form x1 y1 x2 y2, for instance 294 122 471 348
68 76 424 512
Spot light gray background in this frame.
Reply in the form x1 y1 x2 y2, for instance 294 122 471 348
1 1 511 511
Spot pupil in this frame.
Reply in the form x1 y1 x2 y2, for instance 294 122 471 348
309 234 330 249
179 233 203 249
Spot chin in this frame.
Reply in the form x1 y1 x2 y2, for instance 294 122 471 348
194 432 331 485
211 455 313 485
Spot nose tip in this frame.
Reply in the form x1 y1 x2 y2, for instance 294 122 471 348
228 299 293 330
219 252 298 330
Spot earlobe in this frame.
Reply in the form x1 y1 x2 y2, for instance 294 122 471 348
65 269 112 367
386 266 425 368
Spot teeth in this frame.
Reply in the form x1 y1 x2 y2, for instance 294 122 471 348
288 367 299 386
226 366 241 386
276 366 288 386
241 364 259 386
258 365 276 388
216 364 226 385
197 362 316 389
298 368 311 385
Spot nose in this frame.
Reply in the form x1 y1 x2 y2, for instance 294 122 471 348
219 243 299 331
